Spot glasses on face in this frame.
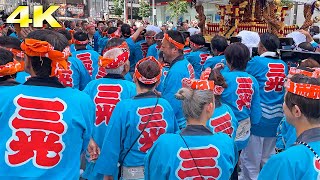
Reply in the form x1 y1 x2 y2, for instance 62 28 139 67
145 36 154 39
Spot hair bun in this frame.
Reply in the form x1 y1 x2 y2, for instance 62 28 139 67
175 88 193 100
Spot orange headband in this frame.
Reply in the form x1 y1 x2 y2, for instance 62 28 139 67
190 41 204 49
108 30 121 39
134 56 163 84
21 38 70 76
74 40 89 45
0 46 25 59
164 33 184 50
285 79 320 99
289 67 320 78
99 50 129 69
0 60 23 77
182 68 224 95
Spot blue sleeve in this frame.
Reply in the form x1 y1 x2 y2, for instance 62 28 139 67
81 94 95 153
250 77 262 124
227 105 239 140
144 137 170 180
93 102 127 176
258 154 294 180
78 61 92 91
86 44 93 50
311 41 319 48
246 57 259 76
275 118 286 150
162 72 185 127
146 45 158 59
94 33 101 52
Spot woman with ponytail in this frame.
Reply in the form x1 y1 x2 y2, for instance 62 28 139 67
94 56 178 180
145 70 238 180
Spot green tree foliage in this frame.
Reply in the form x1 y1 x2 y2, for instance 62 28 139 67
167 0 188 20
113 0 124 16
138 1 151 18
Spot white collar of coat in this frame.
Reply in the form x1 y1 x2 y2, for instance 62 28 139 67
260 51 277 57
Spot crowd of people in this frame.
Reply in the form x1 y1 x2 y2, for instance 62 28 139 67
0 18 319 180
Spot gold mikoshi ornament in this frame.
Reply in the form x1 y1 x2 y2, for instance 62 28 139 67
315 0 320 8
274 0 281 5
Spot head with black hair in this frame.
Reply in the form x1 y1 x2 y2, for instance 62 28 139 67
258 32 280 55
208 67 227 107
0 48 17 82
189 34 205 51
121 24 131 38
81 21 88 30
64 20 71 29
57 29 72 41
70 21 76 29
297 42 315 52
284 74 320 133
0 36 23 61
73 31 89 50
160 30 185 64
180 22 189 31
97 21 105 32
225 42 250 71
24 29 68 77
107 27 118 37
211 35 228 56
309 26 320 36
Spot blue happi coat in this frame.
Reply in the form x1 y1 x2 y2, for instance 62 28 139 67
56 57 91 91
70 44 93 53
246 55 288 137
185 47 211 79
162 56 195 129
206 103 238 140
146 43 159 60
259 128 320 180
156 65 169 93
71 49 105 80
126 37 138 72
0 77 94 179
145 125 238 180
93 91 178 178
16 71 31 84
221 70 261 150
82 74 136 180
276 117 296 151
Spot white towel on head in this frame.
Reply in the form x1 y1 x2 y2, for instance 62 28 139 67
237 30 260 48
286 31 307 46
188 27 201 36
146 25 162 34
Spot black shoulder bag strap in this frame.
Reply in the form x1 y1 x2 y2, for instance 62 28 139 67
120 97 159 166
179 133 204 180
